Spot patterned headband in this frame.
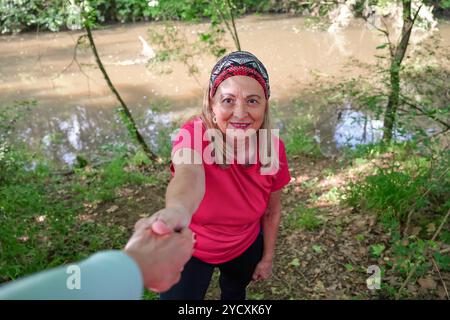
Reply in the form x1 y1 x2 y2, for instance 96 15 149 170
209 51 270 99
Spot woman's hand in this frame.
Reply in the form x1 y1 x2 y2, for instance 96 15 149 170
252 259 273 281
124 222 194 293
135 206 191 235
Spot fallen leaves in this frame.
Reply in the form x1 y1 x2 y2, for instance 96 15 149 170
417 277 437 290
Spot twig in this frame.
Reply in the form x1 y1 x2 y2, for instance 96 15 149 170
226 0 241 51
212 0 241 51
362 15 391 55
431 256 449 300
52 34 96 99
400 98 450 130
416 127 450 145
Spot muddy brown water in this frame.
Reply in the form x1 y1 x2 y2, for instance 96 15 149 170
1 15 449 166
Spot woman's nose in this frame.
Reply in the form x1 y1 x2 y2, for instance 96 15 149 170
234 101 248 118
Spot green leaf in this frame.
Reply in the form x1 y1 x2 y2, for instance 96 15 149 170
371 244 386 257
345 263 354 272
312 245 322 253
290 258 300 267
376 43 388 50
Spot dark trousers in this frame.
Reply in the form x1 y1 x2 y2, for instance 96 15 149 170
160 232 263 300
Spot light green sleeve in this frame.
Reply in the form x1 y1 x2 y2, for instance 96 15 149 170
0 250 143 300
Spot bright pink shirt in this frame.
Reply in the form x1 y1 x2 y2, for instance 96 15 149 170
170 117 291 264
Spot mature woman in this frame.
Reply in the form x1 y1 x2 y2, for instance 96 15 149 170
140 51 291 300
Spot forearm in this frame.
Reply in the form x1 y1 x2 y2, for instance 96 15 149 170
0 251 143 300
166 165 205 220
261 208 281 262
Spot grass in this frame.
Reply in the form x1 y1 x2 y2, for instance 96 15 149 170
0 148 157 286
283 118 322 158
72 157 158 202
288 205 323 231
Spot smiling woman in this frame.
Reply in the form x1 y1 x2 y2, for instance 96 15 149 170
137 51 291 300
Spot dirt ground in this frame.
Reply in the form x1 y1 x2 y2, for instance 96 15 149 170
90 155 449 300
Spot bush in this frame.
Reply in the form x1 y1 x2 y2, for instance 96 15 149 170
344 143 450 231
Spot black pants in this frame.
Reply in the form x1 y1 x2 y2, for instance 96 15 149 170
160 232 263 300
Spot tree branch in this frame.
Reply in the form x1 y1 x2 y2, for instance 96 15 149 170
84 23 157 162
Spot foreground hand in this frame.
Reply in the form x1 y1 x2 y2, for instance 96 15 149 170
124 223 194 292
134 207 190 235
252 259 273 281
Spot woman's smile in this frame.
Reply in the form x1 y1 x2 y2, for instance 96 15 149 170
228 122 252 130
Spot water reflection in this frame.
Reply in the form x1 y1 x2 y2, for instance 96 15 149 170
333 109 412 148
13 104 180 167
314 102 414 156
2 15 448 166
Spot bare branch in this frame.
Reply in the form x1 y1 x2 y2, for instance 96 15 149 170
399 96 450 130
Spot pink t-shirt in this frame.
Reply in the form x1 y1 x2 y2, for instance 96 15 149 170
170 117 291 264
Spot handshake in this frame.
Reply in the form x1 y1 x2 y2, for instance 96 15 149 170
123 207 194 293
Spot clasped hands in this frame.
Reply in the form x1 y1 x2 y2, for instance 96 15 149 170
124 207 193 293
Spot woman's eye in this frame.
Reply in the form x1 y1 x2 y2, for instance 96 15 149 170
222 98 233 104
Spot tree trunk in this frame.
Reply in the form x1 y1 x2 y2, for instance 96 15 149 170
84 23 157 162
383 60 401 142
383 0 418 142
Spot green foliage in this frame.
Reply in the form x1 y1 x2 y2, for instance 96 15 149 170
143 288 159 300
370 243 386 257
0 0 300 34
0 104 155 282
1 0 377 34
345 159 430 228
344 138 449 235
389 235 436 278
283 115 321 157
0 101 36 184
312 244 322 254
284 125 321 157
288 205 323 231
344 263 354 272
0 150 155 282
0 0 80 33
74 157 156 202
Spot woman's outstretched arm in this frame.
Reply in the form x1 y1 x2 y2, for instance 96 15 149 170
136 148 205 234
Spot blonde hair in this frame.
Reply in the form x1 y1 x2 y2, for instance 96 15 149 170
199 86 274 168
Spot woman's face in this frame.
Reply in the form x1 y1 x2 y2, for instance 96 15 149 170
211 76 267 134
